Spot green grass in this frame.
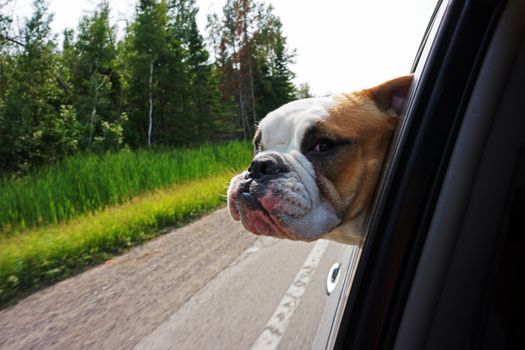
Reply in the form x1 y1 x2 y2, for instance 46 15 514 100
0 172 239 307
0 141 251 233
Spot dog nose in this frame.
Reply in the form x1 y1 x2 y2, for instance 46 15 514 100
248 156 287 179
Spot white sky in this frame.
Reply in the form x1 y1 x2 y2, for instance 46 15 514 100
5 0 437 96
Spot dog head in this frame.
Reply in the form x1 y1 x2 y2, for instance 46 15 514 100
227 75 413 244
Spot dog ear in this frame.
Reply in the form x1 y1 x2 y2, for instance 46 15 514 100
367 74 414 116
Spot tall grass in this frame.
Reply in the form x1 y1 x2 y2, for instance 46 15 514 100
0 141 251 233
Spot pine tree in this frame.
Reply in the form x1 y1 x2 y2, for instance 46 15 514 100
125 0 220 147
126 0 170 147
251 3 295 116
266 30 296 108
169 0 222 141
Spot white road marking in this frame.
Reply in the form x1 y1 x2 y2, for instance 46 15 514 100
251 239 329 350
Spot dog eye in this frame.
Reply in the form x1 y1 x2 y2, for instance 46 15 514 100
311 139 352 153
313 140 336 152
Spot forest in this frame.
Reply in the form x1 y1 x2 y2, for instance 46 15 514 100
0 0 308 175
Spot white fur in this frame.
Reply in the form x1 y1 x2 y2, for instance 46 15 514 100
258 97 334 152
278 150 340 240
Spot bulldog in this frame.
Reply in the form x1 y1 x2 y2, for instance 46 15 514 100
227 75 413 245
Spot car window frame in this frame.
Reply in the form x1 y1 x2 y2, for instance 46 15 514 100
313 1 446 348
394 0 525 347
314 0 507 348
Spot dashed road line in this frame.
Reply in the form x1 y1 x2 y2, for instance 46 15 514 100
251 239 329 350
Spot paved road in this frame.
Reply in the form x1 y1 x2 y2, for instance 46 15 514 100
0 208 352 350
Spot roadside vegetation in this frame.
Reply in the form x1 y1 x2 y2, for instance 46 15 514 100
0 172 242 306
0 141 251 233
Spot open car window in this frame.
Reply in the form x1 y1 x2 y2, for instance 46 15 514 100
330 0 525 348
314 1 444 347
0 1 442 350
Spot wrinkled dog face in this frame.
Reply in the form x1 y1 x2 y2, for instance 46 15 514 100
227 76 413 244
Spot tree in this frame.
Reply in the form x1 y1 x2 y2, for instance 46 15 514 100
125 0 172 147
66 1 125 152
169 0 223 141
0 0 11 45
124 0 221 147
207 0 296 139
0 0 13 99
208 0 248 140
265 30 296 108
0 0 78 173
0 0 299 174
207 11 242 137
295 83 313 99
250 3 295 116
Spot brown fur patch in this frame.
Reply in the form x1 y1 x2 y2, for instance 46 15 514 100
317 90 397 220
